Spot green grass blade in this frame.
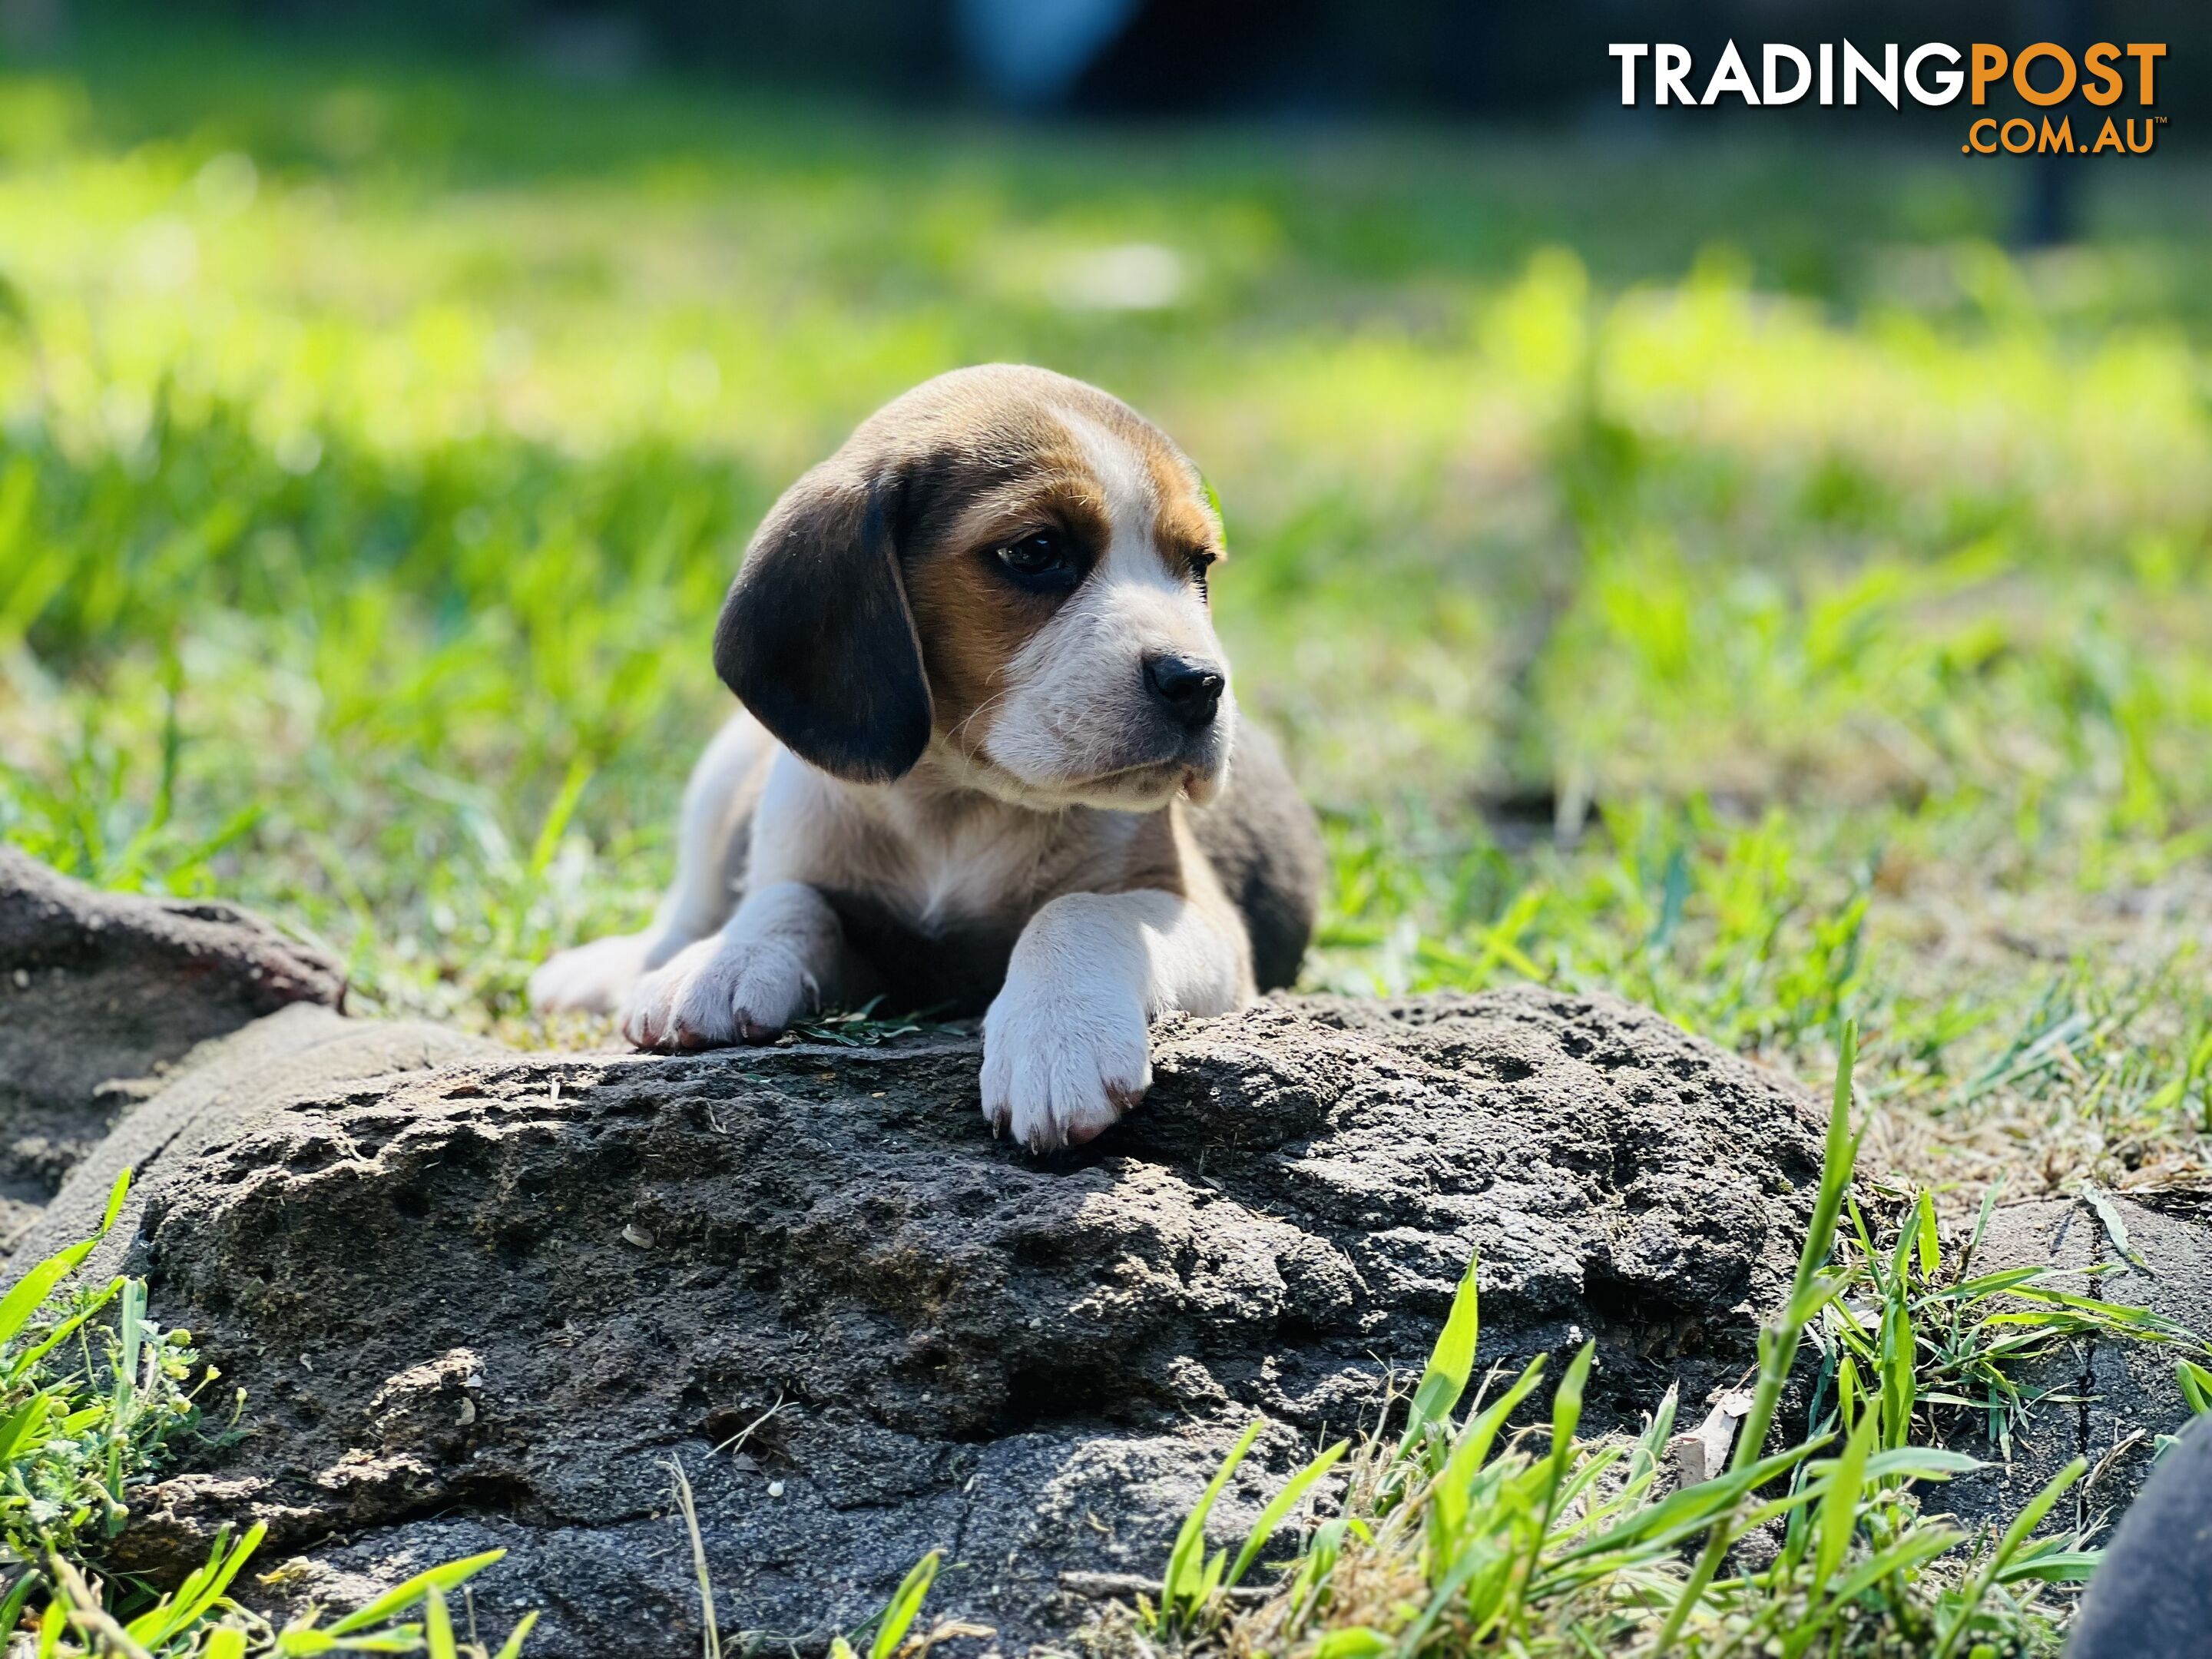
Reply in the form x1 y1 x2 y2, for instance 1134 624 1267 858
1654 1020 1859 1654
424 1584 458 1659
525 757 594 882
2177 1357 2212 1415
1548 1442 1822 1569
1163 1418 1263 1624
491 1611 541 1659
0 1571 35 1644
869 1549 940 1659
1628 1382 1680 1485
1998 1548 2100 1584
1859 1448 1980 1481
1313 1628 1389 1658
0 1171 131 1356
1930 1456 2085 1659
152 1530 264 1645
1528 1340 1597 1557
1879 1300 1915 1450
128 1522 266 1641
326 1549 508 1634
97 1169 131 1234
0 1240 107 1353
1227 1441 1348 1588
1548 1343 1594 1472
1399 1250 1481 1455
1784 1017 1862 1344
1962 1181 2003 1274
0 1393 53 1465
2080 1181 2151 1273
1430 1356 1548 1553
6 1276 125 1383
1822 1525 1965 1606
1928 1267 2048 1301
1811 1405 1875 1593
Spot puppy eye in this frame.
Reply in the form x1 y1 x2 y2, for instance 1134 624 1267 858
994 530 1077 588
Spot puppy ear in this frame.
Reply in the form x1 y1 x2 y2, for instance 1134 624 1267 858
713 465 932 784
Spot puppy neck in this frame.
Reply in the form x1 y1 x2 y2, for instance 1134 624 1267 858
886 742 1099 826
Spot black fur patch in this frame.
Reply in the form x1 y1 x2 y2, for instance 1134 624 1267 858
817 888 1018 1018
713 473 933 785
1190 722 1324 992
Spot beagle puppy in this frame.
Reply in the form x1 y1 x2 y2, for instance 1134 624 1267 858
529 365 1323 1151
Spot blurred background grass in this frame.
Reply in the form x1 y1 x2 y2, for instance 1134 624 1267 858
2 9 2210 1206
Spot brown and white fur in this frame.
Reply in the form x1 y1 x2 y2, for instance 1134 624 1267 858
528 365 1323 1151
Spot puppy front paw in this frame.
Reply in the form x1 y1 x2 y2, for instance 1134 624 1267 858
981 975 1151 1152
620 933 818 1051
529 931 656 1015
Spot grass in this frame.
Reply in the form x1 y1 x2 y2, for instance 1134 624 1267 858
2 19 2211 1651
1109 1026 2212 1659
3 30 2210 1218
0 1176 200 1581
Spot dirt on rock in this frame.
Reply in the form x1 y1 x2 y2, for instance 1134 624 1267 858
0 849 344 1245
44 987 1833 1654
1943 1191 2212 1541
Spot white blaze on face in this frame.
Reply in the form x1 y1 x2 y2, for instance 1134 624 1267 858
981 412 1235 808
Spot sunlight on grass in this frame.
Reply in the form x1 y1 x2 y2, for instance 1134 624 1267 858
2 40 2210 1214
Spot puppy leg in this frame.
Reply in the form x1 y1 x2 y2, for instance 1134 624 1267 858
623 881 857 1051
529 712 763 1015
982 889 1249 1152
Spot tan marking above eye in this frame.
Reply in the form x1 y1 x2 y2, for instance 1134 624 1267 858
1154 511 1221 571
1138 444 1220 548
947 480 1110 563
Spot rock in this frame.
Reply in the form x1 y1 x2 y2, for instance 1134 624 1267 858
1943 1192 2212 1541
78 988 1827 1654
0 849 345 1243
10 1004 505 1281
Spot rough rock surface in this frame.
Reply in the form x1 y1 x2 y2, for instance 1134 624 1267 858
11 1004 504 1280
66 988 1835 1654
0 849 344 1243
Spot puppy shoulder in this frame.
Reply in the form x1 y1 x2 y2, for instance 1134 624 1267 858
749 749 904 889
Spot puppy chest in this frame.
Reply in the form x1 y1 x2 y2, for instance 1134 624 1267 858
818 886 1022 1018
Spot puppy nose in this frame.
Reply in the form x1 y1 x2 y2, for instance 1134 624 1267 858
1143 653 1225 730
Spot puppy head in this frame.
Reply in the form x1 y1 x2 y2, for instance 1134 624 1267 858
715 365 1233 810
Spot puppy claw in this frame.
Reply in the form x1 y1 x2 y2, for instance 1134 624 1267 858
620 933 815 1054
981 978 1151 1154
